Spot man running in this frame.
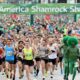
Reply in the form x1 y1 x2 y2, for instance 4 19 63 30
5 38 16 80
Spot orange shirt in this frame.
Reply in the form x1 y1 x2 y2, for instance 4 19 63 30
0 48 4 55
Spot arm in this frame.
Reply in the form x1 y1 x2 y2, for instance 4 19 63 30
32 47 35 57
22 49 25 59
59 45 64 56
1 48 4 58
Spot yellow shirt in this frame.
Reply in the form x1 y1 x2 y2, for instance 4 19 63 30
23 47 33 60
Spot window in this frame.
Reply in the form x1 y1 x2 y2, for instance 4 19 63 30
67 0 76 3
48 0 58 3
77 0 80 3
58 0 67 3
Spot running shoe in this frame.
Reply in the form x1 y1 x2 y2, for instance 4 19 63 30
42 76 45 80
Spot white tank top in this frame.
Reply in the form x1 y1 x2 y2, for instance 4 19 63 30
48 52 57 59
48 46 57 59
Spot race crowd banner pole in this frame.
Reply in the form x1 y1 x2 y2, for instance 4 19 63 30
0 3 80 14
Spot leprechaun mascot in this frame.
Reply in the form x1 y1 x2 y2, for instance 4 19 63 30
65 37 79 80
61 36 79 80
60 36 70 80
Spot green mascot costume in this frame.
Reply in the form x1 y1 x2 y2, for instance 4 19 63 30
66 37 79 80
61 36 70 80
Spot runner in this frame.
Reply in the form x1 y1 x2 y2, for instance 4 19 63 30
48 40 58 78
38 39 49 80
23 40 34 80
2 38 6 75
32 38 41 77
58 40 64 74
0 37 4 74
16 41 24 79
5 38 16 80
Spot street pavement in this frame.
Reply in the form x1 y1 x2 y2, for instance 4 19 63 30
0 66 80 80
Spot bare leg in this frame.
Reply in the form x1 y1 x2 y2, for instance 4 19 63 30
25 65 31 80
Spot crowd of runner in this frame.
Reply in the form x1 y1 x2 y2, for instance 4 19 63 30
0 14 80 80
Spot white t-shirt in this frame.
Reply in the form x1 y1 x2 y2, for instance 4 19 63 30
48 44 57 59
48 52 57 59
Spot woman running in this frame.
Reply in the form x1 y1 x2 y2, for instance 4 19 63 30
48 41 58 78
16 41 24 79
23 41 34 80
33 37 41 77
38 39 49 80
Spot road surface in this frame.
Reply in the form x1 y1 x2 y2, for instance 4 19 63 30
0 66 80 80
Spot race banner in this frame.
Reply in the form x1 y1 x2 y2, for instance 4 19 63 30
0 3 80 14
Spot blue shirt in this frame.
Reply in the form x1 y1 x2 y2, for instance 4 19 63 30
5 45 14 61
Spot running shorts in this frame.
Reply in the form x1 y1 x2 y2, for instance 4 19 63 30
17 56 23 63
23 59 34 66
35 57 41 61
48 58 56 65
78 56 80 61
41 57 49 64
0 58 3 65
59 56 63 62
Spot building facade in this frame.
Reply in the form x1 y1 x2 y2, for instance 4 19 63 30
0 0 79 3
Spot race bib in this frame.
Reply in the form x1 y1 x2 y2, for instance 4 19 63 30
7 51 13 56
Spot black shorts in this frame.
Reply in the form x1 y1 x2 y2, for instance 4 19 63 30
6 60 15 64
48 58 56 65
35 57 41 61
14 55 17 64
59 56 63 62
0 57 5 65
78 56 80 60
41 57 49 64
2 57 5 62
17 57 23 63
23 60 34 66
0 58 3 65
